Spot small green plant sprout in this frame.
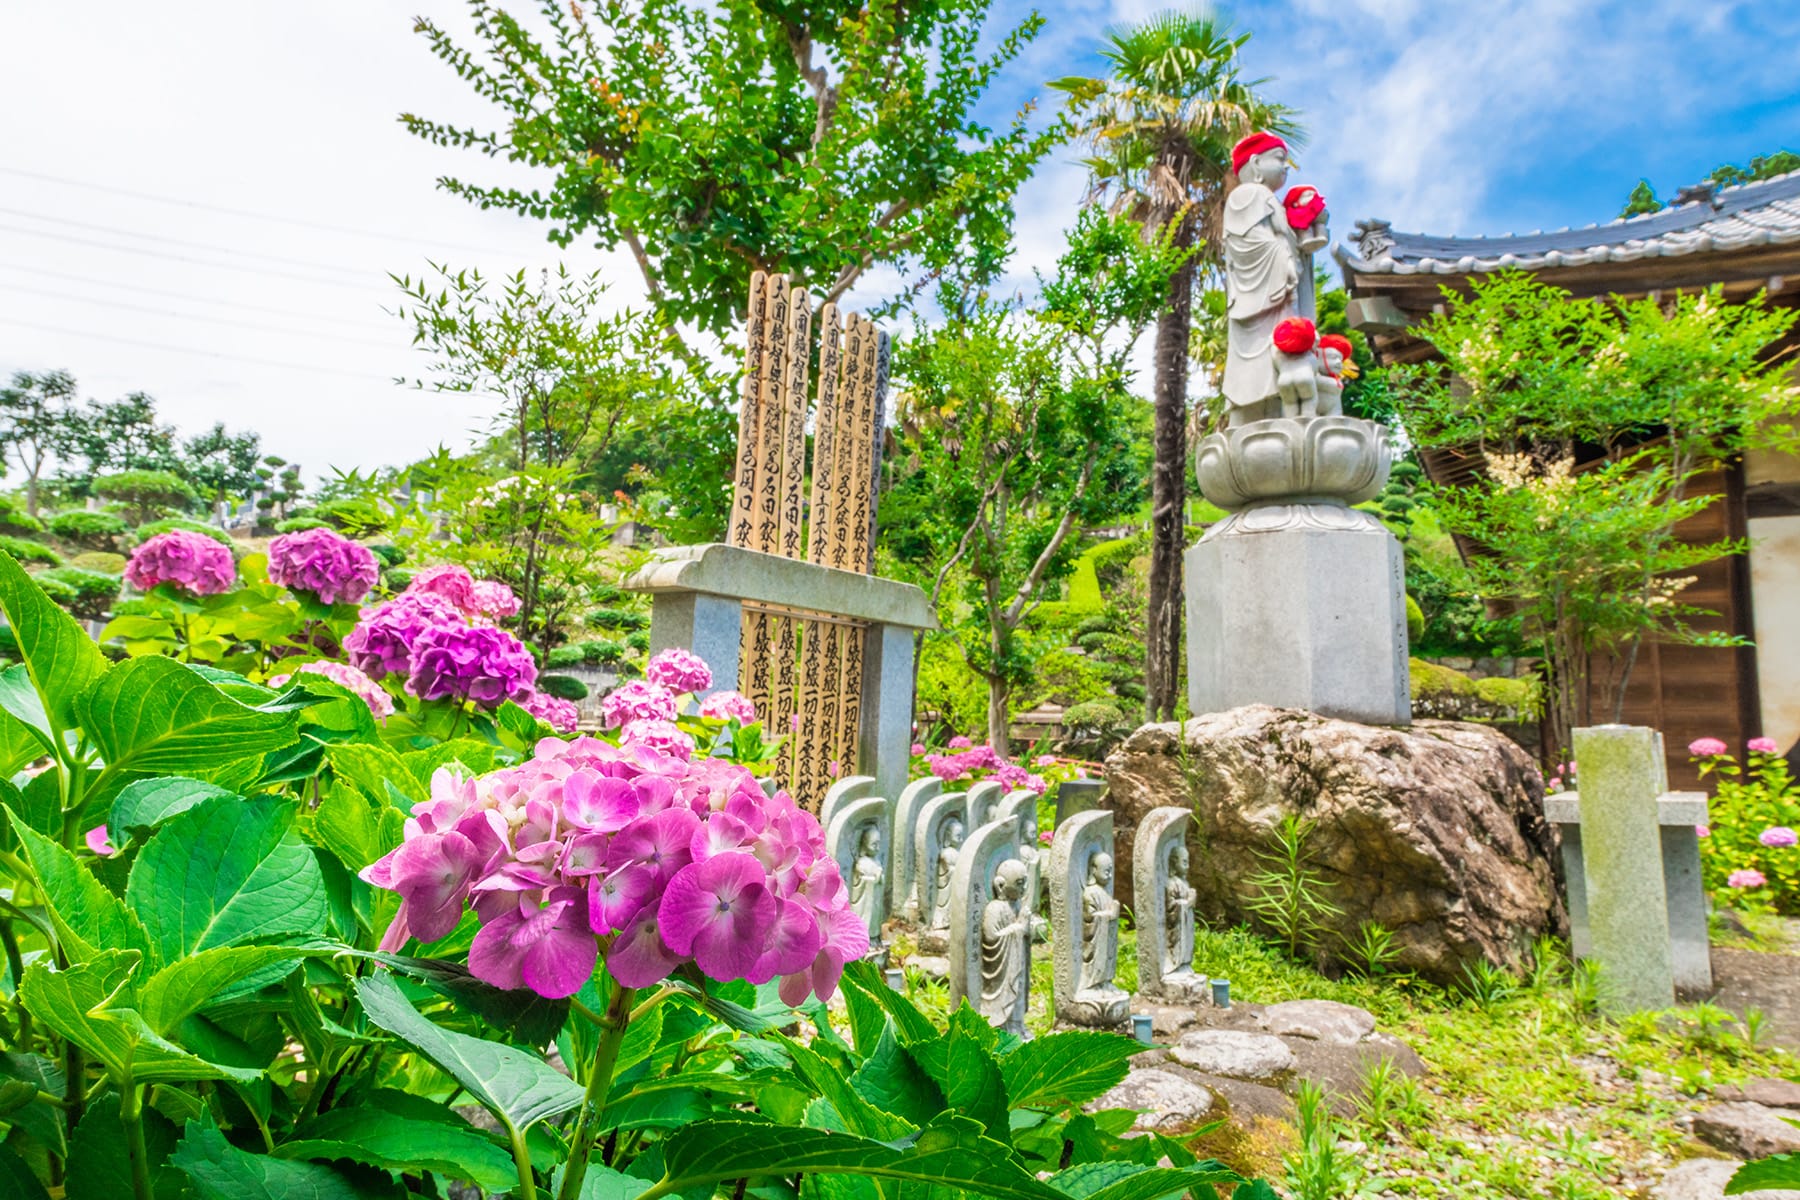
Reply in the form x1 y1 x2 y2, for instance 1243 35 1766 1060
1354 1056 1429 1139
1742 1006 1770 1050
1284 1079 1361 1200
1568 957 1605 1018
1243 814 1344 962
1342 920 1402 978
1458 958 1518 1008
1526 934 1570 992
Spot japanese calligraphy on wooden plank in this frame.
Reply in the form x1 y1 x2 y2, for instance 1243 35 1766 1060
726 272 889 809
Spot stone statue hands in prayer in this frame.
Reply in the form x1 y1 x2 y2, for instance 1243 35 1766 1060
930 818 964 930
849 823 886 948
1163 843 1198 982
979 859 1031 1037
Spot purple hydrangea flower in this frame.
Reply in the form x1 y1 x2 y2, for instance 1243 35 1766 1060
267 527 378 605
408 623 538 709
646 648 713 694
523 691 580 734
1759 826 1798 848
125 530 235 596
344 592 464 679
1728 868 1768 889
602 679 678 729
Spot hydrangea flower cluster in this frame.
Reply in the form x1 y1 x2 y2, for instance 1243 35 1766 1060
344 592 464 678
124 530 236 596
602 679 680 729
524 692 581 735
1689 737 1729 758
1760 826 1798 849
698 690 758 724
361 729 868 1001
646 647 712 695
410 623 538 708
924 739 1044 792
405 563 478 614
268 660 395 719
1748 737 1779 755
1729 868 1768 889
471 579 520 620
267 527 379 605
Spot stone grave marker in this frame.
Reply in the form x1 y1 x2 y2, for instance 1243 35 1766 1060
948 815 1027 1036
820 775 877 835
1050 810 1130 1026
966 780 1004 831
914 790 967 938
890 777 941 921
826 794 888 955
1135 806 1206 1002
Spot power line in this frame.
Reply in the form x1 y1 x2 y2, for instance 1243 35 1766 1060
0 286 400 349
0 263 391 329
0 224 387 292
0 317 400 380
0 205 384 279
0 165 527 257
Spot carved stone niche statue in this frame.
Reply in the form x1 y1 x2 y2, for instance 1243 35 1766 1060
826 794 888 953
913 791 967 948
949 815 1028 1038
890 777 942 922
1050 810 1130 1026
820 775 877 835
1133 806 1206 1002
965 780 1005 832
995 789 1047 939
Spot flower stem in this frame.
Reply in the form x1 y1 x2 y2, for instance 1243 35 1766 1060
508 1121 538 1200
557 982 637 1200
121 1081 153 1200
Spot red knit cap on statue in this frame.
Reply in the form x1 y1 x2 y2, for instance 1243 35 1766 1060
1318 334 1353 360
1272 318 1317 355
1231 131 1288 175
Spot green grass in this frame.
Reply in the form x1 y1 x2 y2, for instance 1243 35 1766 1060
887 920 1795 1197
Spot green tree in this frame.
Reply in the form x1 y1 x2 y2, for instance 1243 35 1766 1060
181 422 263 521
92 469 199 525
1392 272 1800 759
1055 10 1298 721
0 368 77 515
886 210 1180 751
1618 149 1799 215
61 391 180 482
405 0 1056 345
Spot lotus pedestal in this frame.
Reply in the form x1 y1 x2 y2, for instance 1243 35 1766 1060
1185 417 1411 727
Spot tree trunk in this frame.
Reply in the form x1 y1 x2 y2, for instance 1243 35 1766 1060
987 671 1010 759
1144 215 1198 721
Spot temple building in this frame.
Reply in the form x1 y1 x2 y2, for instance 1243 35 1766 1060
1338 170 1800 784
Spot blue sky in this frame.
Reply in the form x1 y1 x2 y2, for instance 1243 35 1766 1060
1 1 1797 478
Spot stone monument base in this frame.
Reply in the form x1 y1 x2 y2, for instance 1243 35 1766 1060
1185 503 1409 726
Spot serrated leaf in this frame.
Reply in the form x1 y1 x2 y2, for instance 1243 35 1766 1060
652 1114 1066 1200
138 944 317 1034
275 1094 515 1192
356 973 584 1133
363 953 569 1045
849 1024 944 1128
65 1096 179 1200
839 960 939 1045
1058 1161 1243 1200
9 816 152 963
1000 1030 1143 1111
0 1141 50 1200
172 1116 383 1199
0 548 108 731
781 1034 914 1141
1728 1153 1800 1192
399 740 498 799
0 1053 66 1157
78 655 300 781
127 793 328 966
0 773 60 853
327 742 423 807
108 777 241 842
911 1006 1008 1140
312 783 392 873
0 664 53 764
20 952 260 1084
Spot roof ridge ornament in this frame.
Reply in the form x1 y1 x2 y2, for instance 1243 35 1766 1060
1672 181 1723 210
1353 218 1395 261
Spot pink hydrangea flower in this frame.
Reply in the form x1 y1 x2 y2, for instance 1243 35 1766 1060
1034 755 1056 767
994 763 1029 789
1696 824 1710 838
1689 737 1729 758
698 691 757 724
911 743 927 756
408 623 538 709
1547 776 1563 791
1747 737 1779 755
602 680 678 729
1759 826 1798 848
361 687 867 1001
1037 830 1053 847
470 579 521 620
268 660 395 720
267 527 378 605
125 530 235 596
646 648 713 695
962 744 1001 771
1728 869 1768 889
406 563 478 614
345 592 465 679
85 825 116 857
524 692 581 734
622 719 695 761
948 735 973 750
1026 774 1047 792
927 754 970 782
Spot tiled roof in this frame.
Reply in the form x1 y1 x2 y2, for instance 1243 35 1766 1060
1336 170 1800 277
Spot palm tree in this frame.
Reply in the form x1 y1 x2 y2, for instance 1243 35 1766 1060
1055 11 1299 721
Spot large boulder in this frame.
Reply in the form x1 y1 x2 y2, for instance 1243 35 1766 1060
1103 705 1562 985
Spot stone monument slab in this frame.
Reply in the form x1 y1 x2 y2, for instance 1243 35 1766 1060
1050 811 1130 1026
890 777 942 920
826 794 889 953
948 815 1028 1036
1134 806 1207 1002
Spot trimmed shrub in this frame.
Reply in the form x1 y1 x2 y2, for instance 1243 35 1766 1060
0 536 60 566
37 567 121 620
274 516 332 534
68 551 128 574
0 497 44 536
546 640 627 668
368 544 406 568
33 574 77 605
1405 594 1426 644
135 517 234 548
537 673 590 701
625 630 650 652
49 510 130 548
1473 675 1543 720
93 469 198 523
1063 700 1128 731
1408 657 1478 703
585 607 650 632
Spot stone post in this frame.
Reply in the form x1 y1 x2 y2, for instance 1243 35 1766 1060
1573 725 1675 1014
859 622 916 811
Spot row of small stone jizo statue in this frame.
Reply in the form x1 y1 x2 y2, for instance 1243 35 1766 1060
815 774 1203 1038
